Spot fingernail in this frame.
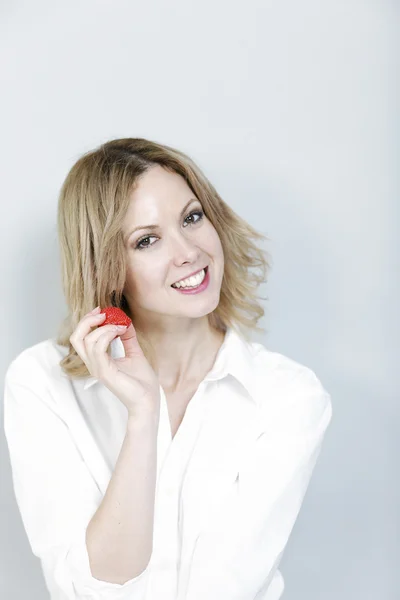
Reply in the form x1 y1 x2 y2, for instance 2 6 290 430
91 306 100 314
116 325 127 330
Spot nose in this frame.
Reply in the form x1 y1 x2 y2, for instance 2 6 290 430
169 233 201 265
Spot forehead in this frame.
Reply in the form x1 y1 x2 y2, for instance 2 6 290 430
122 166 198 240
130 166 189 205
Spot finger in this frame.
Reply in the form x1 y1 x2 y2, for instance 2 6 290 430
115 322 143 359
70 312 106 365
78 310 106 335
85 325 125 380
84 323 123 368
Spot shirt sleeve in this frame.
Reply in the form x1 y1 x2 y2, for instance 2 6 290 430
3 355 150 600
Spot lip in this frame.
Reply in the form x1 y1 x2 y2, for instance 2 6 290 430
171 265 210 294
171 265 208 286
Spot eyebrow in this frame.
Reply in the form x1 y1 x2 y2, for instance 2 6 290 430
124 198 200 243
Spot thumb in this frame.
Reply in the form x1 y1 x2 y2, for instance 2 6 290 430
115 322 144 359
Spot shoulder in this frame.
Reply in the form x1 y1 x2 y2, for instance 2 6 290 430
5 338 69 395
248 341 333 434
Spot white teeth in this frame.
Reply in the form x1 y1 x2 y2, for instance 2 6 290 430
172 268 206 289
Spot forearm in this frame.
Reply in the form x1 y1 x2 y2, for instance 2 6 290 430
85 410 159 585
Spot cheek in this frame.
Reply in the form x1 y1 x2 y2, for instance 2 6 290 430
210 230 224 264
203 224 223 252
128 261 166 294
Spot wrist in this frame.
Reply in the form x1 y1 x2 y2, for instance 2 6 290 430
127 409 159 431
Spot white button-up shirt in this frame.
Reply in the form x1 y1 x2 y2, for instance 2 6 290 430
3 326 332 600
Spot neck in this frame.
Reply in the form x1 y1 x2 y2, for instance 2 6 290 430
137 322 225 392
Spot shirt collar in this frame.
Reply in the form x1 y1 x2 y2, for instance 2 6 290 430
82 326 260 407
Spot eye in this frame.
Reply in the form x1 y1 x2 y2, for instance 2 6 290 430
135 210 204 250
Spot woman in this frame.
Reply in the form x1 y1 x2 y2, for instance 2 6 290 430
3 137 332 600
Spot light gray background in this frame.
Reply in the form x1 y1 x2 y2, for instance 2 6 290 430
1 1 398 598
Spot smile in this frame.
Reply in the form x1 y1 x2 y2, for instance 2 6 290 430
171 266 207 288
171 266 210 293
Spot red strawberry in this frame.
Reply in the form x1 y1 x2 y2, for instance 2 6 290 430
98 307 132 328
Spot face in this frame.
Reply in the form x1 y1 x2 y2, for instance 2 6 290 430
122 165 224 327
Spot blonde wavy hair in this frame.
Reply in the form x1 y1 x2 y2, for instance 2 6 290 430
56 137 272 380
